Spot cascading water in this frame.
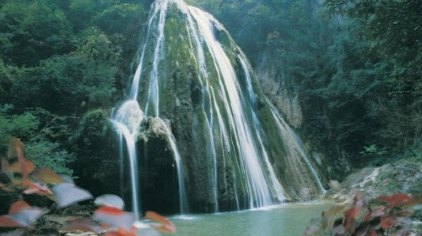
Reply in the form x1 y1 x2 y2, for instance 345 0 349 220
111 0 326 214
111 100 143 219
267 102 326 196
160 119 189 213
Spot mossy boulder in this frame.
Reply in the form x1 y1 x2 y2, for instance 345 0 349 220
69 109 119 197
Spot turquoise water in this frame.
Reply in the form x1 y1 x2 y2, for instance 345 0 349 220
171 202 330 236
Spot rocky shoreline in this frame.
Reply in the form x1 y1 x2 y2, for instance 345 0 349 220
324 158 422 204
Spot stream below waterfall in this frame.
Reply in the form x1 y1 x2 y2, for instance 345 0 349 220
170 202 331 236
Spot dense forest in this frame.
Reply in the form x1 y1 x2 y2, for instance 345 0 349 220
0 0 421 192
0 0 152 177
191 0 422 171
0 0 421 235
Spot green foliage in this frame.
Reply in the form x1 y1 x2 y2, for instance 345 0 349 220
92 3 143 35
25 141 75 176
67 0 116 31
192 0 421 169
0 105 39 153
0 0 148 189
34 28 120 112
0 0 72 66
360 144 388 159
0 106 75 175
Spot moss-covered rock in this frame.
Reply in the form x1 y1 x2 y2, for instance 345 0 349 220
69 109 119 198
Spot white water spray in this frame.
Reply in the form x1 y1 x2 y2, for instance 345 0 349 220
111 100 143 219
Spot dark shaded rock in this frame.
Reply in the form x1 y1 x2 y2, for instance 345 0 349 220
69 109 121 198
0 188 19 214
22 194 55 209
138 117 179 214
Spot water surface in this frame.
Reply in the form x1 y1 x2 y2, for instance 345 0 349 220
171 202 330 236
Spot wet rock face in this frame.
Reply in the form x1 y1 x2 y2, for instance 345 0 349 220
70 109 121 198
256 56 303 129
138 118 179 214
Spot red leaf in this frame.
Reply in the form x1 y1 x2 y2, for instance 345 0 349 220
0 215 22 227
9 201 31 214
93 207 135 230
377 193 411 207
95 206 125 216
343 207 359 233
380 216 395 230
105 229 136 236
145 211 176 233
145 211 172 226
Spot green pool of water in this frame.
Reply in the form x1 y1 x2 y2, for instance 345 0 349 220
170 202 331 236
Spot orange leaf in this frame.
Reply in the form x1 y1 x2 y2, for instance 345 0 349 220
7 138 35 179
33 168 63 184
377 193 411 207
145 211 176 233
21 180 53 196
8 161 35 178
105 229 136 236
0 215 22 227
9 200 31 214
152 223 177 233
406 195 422 206
95 206 125 216
145 211 172 226
380 216 395 230
8 138 24 159
93 207 135 231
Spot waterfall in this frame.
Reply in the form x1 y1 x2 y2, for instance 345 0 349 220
110 0 190 216
111 0 326 214
268 102 326 196
159 120 189 214
111 100 143 219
